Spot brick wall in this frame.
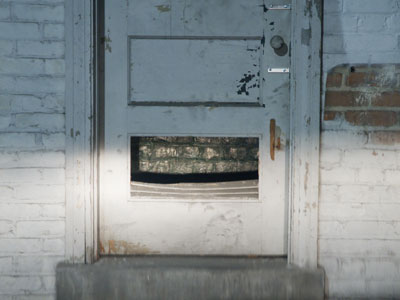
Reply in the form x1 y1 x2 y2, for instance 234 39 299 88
0 1 65 299
320 0 400 298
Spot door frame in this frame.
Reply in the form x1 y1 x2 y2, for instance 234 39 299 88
65 0 322 268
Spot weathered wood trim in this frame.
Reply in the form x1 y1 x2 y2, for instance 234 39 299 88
288 0 322 268
65 0 97 263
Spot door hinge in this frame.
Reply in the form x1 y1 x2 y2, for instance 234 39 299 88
268 4 291 10
267 68 290 73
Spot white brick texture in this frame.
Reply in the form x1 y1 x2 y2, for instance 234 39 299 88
320 0 400 298
0 1 65 299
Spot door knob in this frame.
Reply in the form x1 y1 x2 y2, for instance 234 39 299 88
270 35 288 56
270 35 284 50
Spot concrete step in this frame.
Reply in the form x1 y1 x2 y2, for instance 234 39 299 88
56 257 324 300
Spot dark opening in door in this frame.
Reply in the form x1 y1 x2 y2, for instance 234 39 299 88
130 136 259 200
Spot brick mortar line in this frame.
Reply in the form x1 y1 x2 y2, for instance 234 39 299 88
0 273 61 277
0 149 65 154
322 127 400 131
0 130 65 133
319 220 400 223
0 167 65 170
319 202 400 205
0 74 65 79
0 203 65 205
318 237 400 241
2 254 64 257
0 20 64 25
1 111 65 115
0 73 66 77
10 112 65 115
2 1 65 4
324 107 400 111
0 92 64 95
326 87 400 92
323 50 400 55
0 149 66 152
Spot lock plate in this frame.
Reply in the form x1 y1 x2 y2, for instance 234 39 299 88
268 4 291 10
267 68 290 73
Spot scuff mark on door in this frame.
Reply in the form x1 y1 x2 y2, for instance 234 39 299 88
107 240 160 255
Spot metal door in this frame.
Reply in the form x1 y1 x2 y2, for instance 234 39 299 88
100 0 291 255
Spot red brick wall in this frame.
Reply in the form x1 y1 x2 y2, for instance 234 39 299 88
324 64 400 144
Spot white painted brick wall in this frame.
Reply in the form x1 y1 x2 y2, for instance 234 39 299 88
0 0 65 299
320 0 400 298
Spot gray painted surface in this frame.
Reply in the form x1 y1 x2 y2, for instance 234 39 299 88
101 0 291 256
129 38 261 103
56 257 324 299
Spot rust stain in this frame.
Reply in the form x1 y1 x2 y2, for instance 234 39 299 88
99 241 105 253
108 239 116 254
270 119 276 160
108 240 160 255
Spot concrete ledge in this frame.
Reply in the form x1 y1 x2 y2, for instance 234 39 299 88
56 257 324 300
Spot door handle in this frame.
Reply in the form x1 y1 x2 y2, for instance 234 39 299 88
270 119 275 161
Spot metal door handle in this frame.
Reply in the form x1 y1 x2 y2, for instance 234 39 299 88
270 119 275 161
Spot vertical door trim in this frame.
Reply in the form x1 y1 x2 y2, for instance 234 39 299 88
288 0 322 268
65 0 322 266
65 0 97 263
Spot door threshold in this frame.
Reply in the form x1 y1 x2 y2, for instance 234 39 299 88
57 256 324 300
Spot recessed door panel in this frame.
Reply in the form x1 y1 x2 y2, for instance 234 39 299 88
129 38 261 103
127 0 264 36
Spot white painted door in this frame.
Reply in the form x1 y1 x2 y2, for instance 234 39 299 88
100 0 291 255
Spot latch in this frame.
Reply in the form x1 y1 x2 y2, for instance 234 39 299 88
268 4 291 10
270 119 283 161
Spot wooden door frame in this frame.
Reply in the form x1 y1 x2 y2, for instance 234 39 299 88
65 0 322 268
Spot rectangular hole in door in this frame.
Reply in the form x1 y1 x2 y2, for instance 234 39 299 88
130 137 259 200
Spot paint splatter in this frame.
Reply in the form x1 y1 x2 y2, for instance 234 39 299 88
237 72 258 96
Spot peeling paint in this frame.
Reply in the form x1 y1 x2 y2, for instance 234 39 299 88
301 28 311 46
304 0 312 17
259 4 268 13
203 210 244 250
313 0 322 21
155 5 171 12
103 35 112 53
261 35 265 47
236 72 258 96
